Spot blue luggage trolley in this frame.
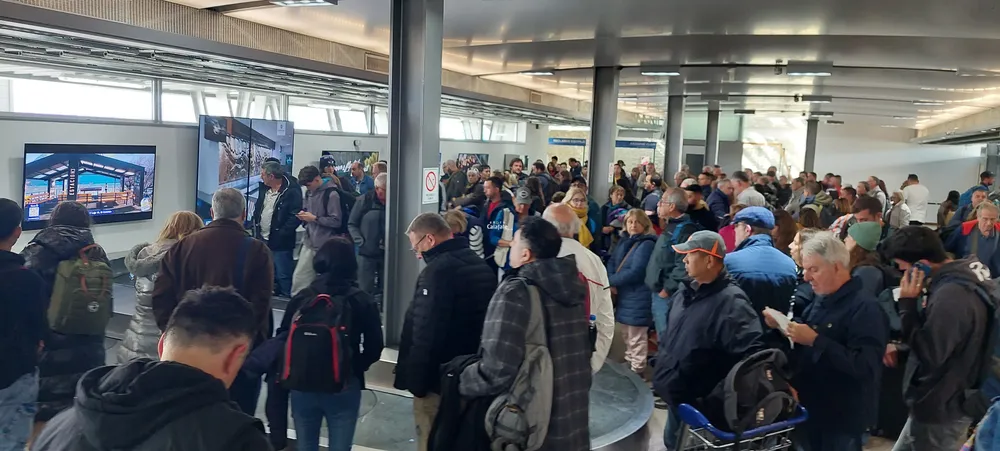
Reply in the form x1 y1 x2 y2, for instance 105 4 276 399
675 403 809 451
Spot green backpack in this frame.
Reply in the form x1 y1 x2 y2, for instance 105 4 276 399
47 244 113 336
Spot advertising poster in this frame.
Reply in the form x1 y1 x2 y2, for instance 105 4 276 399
457 153 489 171
320 150 380 176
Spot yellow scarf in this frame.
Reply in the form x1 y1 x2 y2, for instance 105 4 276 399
571 205 594 248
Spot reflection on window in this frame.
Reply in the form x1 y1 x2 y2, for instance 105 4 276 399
9 78 153 120
162 93 196 123
338 110 369 134
288 105 332 131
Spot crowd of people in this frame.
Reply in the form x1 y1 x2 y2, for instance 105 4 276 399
3 151 1000 451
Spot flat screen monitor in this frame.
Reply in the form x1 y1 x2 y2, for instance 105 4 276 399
22 144 156 230
195 116 295 223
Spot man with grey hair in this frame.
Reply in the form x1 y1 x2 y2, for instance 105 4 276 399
763 231 887 451
646 188 700 340
349 172 388 298
443 160 467 207
707 178 732 220
543 204 614 373
395 212 495 451
153 187 274 416
252 160 301 298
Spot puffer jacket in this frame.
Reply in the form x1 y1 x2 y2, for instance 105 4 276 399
21 225 109 421
724 234 798 340
348 190 386 259
117 241 175 363
607 233 657 326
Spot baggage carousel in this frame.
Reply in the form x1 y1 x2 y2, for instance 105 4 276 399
106 276 654 450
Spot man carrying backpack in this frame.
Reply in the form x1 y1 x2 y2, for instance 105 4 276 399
292 165 351 297
763 232 888 451
654 230 764 450
882 226 991 451
460 217 591 451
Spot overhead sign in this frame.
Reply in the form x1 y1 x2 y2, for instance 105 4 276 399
422 168 439 205
548 137 587 146
615 140 658 149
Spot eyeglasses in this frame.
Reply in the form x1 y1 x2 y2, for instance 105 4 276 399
411 234 429 254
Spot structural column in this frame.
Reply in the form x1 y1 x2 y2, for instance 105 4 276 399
384 0 444 346
587 66 620 200
803 118 819 173
705 109 720 167
663 95 685 181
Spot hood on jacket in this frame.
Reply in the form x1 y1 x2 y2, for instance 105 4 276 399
518 255 587 307
813 191 834 206
73 359 233 449
931 257 994 291
30 225 95 258
125 240 176 279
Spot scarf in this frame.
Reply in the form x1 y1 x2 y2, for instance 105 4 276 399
571 205 594 248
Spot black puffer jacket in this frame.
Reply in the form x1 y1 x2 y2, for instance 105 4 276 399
22 225 109 421
394 238 497 397
31 359 272 451
348 190 386 259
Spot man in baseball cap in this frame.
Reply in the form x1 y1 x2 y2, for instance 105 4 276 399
724 206 798 349
653 230 763 450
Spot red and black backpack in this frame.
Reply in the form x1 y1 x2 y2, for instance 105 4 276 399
281 290 356 392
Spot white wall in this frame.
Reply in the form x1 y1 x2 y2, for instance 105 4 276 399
1 118 538 256
814 124 982 203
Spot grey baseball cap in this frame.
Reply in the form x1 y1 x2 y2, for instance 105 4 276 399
513 187 532 206
672 230 727 259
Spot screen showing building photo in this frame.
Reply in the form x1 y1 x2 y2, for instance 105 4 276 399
23 144 156 230
196 116 294 222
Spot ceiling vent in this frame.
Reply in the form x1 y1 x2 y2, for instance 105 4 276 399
529 91 544 104
364 53 390 74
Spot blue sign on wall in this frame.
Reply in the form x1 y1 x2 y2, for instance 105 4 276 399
548 137 587 146
615 140 658 149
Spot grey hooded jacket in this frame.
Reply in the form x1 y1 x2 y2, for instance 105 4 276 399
117 241 175 363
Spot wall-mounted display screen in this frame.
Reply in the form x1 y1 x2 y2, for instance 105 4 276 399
22 144 156 230
195 116 294 223
320 150 380 175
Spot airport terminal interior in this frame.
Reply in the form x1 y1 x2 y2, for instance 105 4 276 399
3 0 1000 450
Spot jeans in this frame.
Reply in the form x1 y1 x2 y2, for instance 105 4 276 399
664 408 682 451
291 246 318 297
892 415 971 451
271 249 295 297
290 377 362 451
229 370 262 416
651 292 670 341
0 372 38 451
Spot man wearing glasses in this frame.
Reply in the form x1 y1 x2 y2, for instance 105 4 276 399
394 213 497 451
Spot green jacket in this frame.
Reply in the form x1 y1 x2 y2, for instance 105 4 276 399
645 214 698 294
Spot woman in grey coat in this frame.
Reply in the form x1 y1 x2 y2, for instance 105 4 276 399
116 211 203 363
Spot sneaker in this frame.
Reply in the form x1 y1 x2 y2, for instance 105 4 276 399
654 396 668 410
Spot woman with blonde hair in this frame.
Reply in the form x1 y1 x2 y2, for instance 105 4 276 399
606 209 657 375
116 211 203 362
562 186 598 249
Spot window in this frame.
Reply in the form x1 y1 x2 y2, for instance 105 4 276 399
161 92 196 123
484 119 521 142
373 106 389 134
338 110 369 134
440 117 466 140
7 77 153 120
288 105 332 131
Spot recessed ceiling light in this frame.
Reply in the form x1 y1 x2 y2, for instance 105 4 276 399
892 116 915 119
786 61 834 77
269 0 337 6
639 64 681 77
521 70 555 76
881 125 899 128
913 100 945 106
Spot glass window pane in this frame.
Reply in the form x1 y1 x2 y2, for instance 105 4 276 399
205 95 231 116
9 78 153 120
374 107 389 135
440 117 466 140
339 110 369 133
288 105 332 131
161 92 196 123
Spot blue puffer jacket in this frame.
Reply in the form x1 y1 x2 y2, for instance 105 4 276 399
724 234 798 337
607 234 657 326
707 188 730 220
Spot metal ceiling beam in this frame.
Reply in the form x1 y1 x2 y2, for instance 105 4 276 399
209 1 275 14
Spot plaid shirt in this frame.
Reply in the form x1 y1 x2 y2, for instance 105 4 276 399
460 256 592 450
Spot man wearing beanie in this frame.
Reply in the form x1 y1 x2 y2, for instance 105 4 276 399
723 207 798 348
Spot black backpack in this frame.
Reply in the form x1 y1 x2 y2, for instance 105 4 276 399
699 349 798 436
280 291 356 392
818 205 841 229
322 186 356 235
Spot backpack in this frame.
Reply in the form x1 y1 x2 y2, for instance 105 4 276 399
818 205 841 229
322 186 356 235
46 244 113 336
485 279 553 451
698 349 799 436
281 290 356 392
670 219 702 245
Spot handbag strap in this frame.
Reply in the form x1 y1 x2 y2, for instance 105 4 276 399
615 241 640 273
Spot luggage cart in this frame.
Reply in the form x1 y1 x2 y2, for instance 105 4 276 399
675 403 809 451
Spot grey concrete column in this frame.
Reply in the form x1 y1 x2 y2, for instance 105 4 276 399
587 66 620 200
664 96 685 181
804 118 819 173
384 0 443 346
705 109 720 166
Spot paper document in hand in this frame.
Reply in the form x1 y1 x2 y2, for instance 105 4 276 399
764 307 791 332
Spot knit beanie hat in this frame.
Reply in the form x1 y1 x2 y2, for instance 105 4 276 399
848 221 882 252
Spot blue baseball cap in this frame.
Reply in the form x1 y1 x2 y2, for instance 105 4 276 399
733 206 775 229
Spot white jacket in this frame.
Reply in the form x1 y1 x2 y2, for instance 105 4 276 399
558 237 614 373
